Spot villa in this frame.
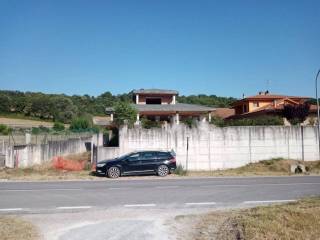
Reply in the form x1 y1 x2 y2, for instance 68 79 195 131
104 89 216 125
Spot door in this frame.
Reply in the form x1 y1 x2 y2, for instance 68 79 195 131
139 152 157 171
122 153 142 173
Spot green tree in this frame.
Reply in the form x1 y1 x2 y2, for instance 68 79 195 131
282 104 310 125
29 94 52 119
0 95 11 113
50 96 78 123
113 102 137 127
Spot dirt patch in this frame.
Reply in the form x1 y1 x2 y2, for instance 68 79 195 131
0 216 39 240
0 152 95 180
174 197 320 240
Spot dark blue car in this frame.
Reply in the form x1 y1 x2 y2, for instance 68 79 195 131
95 151 177 178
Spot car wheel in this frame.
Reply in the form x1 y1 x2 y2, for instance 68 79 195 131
107 166 121 178
157 165 169 177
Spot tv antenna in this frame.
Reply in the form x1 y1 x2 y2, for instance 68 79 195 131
266 79 270 92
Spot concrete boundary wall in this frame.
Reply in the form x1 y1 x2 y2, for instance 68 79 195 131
5 137 92 168
97 124 319 170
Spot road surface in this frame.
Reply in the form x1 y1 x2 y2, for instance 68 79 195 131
0 176 319 240
0 176 319 211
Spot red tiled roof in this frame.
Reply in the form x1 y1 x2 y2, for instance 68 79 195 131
245 94 310 100
214 108 235 119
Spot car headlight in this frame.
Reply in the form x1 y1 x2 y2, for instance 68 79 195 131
96 163 106 167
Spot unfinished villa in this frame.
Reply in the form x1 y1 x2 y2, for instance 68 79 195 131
105 89 215 125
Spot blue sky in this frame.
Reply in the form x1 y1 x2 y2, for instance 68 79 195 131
0 0 319 98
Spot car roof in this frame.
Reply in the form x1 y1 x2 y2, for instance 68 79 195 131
134 150 170 154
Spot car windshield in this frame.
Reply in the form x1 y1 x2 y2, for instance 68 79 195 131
118 153 133 160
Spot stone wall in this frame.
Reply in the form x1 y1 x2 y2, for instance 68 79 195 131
97 124 319 170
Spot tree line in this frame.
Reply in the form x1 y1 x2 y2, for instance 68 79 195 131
0 90 236 123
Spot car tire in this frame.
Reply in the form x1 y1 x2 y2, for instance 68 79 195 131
157 165 169 177
107 166 121 178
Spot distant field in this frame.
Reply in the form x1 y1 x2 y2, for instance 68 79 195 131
0 117 67 128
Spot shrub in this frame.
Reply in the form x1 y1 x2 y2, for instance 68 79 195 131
69 118 91 131
0 124 12 135
210 116 226 127
53 122 65 131
181 118 196 128
140 117 161 129
226 116 283 126
174 164 187 176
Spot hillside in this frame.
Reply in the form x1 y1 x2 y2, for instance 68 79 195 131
0 90 236 124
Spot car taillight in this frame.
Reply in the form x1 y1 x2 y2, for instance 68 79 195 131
169 157 176 163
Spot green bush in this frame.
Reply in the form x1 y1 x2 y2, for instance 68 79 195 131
53 122 65 131
181 118 196 128
0 124 12 135
174 164 187 176
69 118 91 131
225 116 284 126
210 116 226 127
31 127 41 135
140 117 161 129
31 126 50 134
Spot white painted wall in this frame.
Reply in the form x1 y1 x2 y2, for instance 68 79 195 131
5 137 92 168
97 124 319 170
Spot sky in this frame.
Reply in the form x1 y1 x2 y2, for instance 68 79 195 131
0 0 319 98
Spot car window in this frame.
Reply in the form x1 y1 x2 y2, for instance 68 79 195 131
157 152 170 159
141 152 156 160
127 153 140 161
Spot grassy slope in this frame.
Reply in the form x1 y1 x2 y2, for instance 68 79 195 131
186 158 320 176
175 197 320 240
0 216 39 240
0 116 55 128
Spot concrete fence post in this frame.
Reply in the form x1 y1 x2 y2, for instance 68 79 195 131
301 125 304 161
249 127 252 163
208 132 212 171
287 127 290 159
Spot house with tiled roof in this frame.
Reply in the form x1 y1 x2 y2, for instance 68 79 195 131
228 91 317 125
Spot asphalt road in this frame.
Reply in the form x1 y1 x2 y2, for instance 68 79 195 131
0 176 319 212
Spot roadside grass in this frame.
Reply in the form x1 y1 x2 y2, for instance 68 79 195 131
175 197 320 240
183 158 320 177
0 152 95 180
0 216 39 240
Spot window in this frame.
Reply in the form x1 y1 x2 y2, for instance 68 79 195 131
253 101 259 108
146 98 162 104
243 105 248 113
141 152 156 160
127 153 140 161
157 152 170 160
